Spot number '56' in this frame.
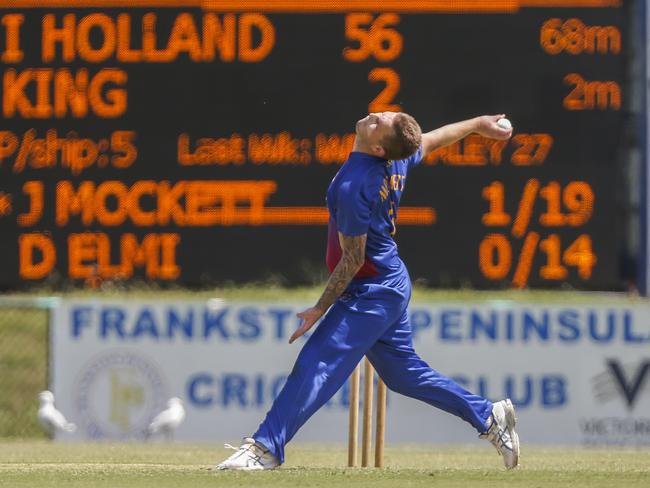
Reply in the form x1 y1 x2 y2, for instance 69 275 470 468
343 13 403 62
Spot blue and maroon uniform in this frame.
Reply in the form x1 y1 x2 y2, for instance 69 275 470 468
325 149 413 281
253 149 492 462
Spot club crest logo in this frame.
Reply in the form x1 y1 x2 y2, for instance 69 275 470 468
74 350 167 439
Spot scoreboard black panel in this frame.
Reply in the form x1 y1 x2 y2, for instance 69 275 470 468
0 1 630 289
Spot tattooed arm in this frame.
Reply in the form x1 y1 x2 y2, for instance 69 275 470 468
289 233 367 344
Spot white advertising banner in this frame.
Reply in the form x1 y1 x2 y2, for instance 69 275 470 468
50 300 650 445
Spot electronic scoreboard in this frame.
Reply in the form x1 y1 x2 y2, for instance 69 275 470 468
0 1 629 289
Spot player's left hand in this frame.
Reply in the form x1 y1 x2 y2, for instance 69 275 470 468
476 114 513 140
290 306 325 344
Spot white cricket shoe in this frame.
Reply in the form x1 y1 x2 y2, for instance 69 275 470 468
214 437 280 471
479 399 520 469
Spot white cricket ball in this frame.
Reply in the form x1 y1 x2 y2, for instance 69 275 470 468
497 118 512 130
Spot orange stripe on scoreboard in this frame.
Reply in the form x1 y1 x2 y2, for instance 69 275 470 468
2 0 202 6
259 207 436 226
2 0 620 10
520 0 620 6
202 1 519 13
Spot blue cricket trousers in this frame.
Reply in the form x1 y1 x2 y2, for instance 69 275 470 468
253 273 492 463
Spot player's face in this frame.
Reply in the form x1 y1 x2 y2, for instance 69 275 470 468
356 112 397 147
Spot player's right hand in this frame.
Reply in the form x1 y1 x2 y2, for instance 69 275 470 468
290 307 325 344
476 114 513 140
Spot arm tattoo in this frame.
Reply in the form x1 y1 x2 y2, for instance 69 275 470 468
315 233 366 311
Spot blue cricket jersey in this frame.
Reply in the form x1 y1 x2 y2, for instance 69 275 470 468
325 146 424 280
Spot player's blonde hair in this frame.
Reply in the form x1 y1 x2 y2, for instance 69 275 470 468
381 113 422 160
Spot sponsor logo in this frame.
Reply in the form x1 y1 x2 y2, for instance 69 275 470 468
582 359 650 446
592 359 650 410
74 350 167 440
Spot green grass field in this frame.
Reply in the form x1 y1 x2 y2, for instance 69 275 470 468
0 308 47 438
0 442 648 488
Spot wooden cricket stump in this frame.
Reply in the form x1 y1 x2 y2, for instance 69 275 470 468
347 363 360 467
347 357 387 468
